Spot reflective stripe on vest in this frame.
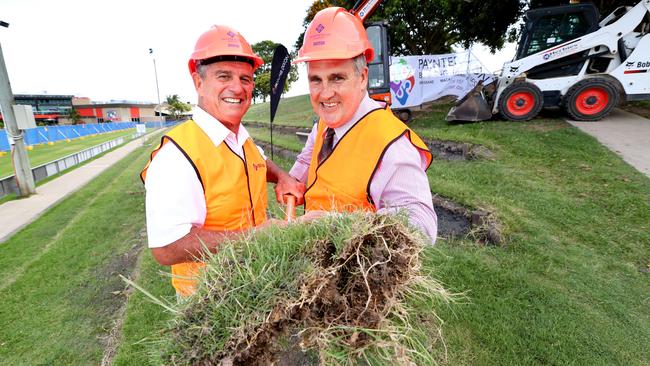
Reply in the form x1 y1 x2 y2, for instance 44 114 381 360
305 108 432 213
141 120 268 296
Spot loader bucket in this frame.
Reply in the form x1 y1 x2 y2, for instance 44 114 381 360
446 81 493 122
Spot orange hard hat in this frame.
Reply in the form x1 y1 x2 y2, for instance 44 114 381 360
188 25 264 75
294 7 374 63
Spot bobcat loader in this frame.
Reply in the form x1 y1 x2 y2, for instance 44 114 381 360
447 0 650 122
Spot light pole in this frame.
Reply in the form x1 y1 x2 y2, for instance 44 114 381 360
149 48 162 123
0 21 35 197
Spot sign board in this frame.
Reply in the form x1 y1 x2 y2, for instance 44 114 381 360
389 51 496 109
135 123 146 135
13 104 37 130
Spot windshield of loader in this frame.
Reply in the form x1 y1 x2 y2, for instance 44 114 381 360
516 6 597 60
366 24 387 89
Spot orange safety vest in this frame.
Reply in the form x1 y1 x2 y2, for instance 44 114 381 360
305 107 432 212
141 120 267 296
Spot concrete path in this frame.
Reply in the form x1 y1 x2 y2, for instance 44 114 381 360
567 109 650 178
0 133 158 243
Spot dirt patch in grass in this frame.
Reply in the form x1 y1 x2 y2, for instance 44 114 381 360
98 227 147 365
433 195 502 245
423 138 495 161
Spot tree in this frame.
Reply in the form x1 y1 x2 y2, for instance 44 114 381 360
529 0 639 16
165 94 192 120
251 41 299 103
297 0 524 55
65 107 82 125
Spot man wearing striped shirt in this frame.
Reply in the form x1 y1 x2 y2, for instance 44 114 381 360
277 7 437 243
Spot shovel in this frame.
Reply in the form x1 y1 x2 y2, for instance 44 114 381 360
284 194 296 222
446 80 494 122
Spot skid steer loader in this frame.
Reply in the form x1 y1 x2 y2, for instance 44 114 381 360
447 0 650 122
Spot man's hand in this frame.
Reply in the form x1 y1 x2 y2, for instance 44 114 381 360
274 173 306 205
266 159 306 205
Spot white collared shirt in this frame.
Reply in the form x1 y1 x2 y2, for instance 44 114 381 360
144 108 264 248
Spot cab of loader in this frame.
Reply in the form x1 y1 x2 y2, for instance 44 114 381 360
513 3 602 81
515 3 600 61
366 22 392 104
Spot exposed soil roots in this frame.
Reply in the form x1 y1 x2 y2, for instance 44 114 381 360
200 216 422 365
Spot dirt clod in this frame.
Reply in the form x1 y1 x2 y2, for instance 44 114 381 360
226 217 419 365
169 215 428 366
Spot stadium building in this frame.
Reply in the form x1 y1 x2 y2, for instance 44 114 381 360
1 94 164 125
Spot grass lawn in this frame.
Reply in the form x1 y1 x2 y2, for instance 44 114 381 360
241 98 650 364
247 125 307 152
0 129 136 179
406 105 650 364
1 99 649 365
244 94 316 127
0 133 159 364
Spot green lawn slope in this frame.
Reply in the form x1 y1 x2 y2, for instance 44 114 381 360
248 97 650 365
0 129 135 179
244 94 315 127
0 97 648 365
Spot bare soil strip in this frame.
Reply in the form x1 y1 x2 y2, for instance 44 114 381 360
100 229 147 366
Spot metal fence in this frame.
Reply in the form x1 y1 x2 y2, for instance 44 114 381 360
0 137 124 198
0 120 179 151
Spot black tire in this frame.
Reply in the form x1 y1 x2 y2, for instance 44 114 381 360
394 109 413 124
498 82 544 121
564 77 620 121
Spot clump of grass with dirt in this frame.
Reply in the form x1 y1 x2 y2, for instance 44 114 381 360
145 213 453 365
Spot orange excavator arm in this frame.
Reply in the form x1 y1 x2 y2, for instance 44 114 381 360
349 0 393 105
349 0 383 23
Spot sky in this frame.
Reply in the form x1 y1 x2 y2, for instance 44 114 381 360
0 0 514 105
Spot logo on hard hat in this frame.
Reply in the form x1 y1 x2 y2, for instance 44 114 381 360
227 31 236 37
316 24 325 33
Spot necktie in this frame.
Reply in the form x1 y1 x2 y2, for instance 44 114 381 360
317 128 336 164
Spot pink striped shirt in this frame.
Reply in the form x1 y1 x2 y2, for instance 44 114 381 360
289 94 437 243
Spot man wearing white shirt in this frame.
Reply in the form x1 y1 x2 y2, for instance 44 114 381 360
141 25 303 297
278 7 437 243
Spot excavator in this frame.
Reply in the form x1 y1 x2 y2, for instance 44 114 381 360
347 1 394 105
447 0 650 122
349 0 650 122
